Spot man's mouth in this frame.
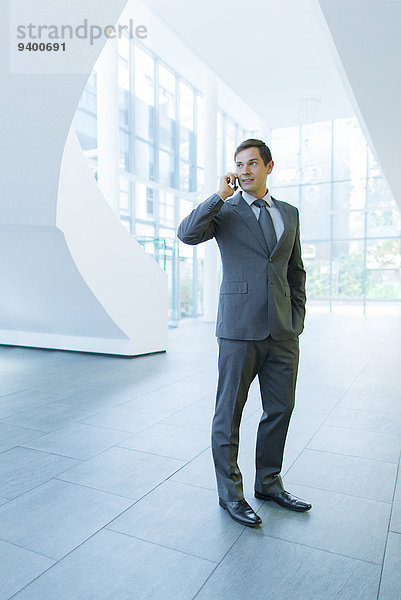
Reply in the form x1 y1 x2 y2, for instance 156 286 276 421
242 178 253 184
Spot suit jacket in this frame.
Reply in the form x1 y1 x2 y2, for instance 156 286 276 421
177 191 306 341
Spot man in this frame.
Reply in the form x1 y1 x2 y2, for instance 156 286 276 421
177 139 311 527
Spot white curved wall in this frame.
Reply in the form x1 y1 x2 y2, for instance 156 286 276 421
0 0 168 355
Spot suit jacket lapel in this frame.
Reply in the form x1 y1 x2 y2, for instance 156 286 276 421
229 193 269 255
269 197 290 259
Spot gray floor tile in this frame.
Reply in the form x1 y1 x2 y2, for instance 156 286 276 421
195 531 381 600
2 404 93 433
378 532 401 599
0 389 67 413
284 405 331 435
326 407 401 437
11 529 214 600
339 390 401 416
0 446 80 500
58 446 185 498
0 407 18 418
0 423 45 453
170 447 264 509
108 480 245 562
285 449 397 503
80 403 173 433
0 479 133 560
390 467 401 533
307 425 401 463
0 539 54 600
119 422 210 461
256 482 390 564
52 388 137 413
160 400 214 431
21 423 133 460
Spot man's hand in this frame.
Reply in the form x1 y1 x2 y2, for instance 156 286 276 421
218 172 238 201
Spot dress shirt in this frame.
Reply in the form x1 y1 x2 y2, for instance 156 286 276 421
241 189 284 242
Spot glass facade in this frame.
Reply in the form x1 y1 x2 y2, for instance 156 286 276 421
271 118 401 308
74 36 252 324
73 39 401 323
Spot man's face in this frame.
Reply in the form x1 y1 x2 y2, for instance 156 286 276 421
235 147 274 196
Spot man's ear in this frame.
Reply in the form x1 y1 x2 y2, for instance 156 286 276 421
267 160 274 175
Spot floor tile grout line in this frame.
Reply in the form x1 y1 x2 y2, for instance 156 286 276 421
191 525 249 600
303 446 400 466
103 529 219 565
283 479 394 505
285 354 392 479
376 452 401 599
0 536 57 562
253 530 386 567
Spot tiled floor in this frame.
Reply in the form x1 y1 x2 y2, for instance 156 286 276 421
0 305 400 599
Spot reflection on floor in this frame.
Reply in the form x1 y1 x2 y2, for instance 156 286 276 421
0 305 400 599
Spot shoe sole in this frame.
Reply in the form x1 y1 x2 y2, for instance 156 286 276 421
219 501 262 527
254 491 312 512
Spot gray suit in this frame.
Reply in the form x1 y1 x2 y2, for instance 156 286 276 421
177 191 306 501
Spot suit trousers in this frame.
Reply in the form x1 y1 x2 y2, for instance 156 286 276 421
211 335 299 502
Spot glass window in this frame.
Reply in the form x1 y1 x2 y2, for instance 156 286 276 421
332 180 366 211
118 88 129 128
303 241 331 298
367 209 401 238
333 210 364 240
119 130 129 170
225 118 236 172
118 57 129 91
119 177 130 215
118 35 129 61
196 95 205 169
333 118 367 181
367 176 395 208
179 160 190 191
135 183 155 220
179 257 194 317
332 240 364 298
301 121 332 183
159 149 174 187
366 239 401 269
301 183 331 214
159 191 175 227
73 111 97 150
134 139 154 180
135 97 155 141
273 186 299 208
179 81 194 131
134 46 154 106
217 111 223 175
159 64 175 119
271 126 300 185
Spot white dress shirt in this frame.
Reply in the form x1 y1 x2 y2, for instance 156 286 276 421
241 189 285 242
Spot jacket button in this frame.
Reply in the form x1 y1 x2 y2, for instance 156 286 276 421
268 258 272 263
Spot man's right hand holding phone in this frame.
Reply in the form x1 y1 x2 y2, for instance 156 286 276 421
218 172 238 201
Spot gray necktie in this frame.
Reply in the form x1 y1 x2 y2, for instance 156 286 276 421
253 199 277 254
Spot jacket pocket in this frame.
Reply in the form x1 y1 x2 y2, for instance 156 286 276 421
220 281 248 294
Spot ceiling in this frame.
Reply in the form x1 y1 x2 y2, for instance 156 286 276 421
143 0 354 128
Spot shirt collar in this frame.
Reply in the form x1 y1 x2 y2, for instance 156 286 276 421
241 189 273 208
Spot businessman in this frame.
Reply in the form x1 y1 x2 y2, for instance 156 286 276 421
177 139 311 527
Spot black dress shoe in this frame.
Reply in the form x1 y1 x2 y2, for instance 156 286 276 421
219 498 262 527
255 489 312 512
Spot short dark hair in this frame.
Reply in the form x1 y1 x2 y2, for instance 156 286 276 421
234 139 272 166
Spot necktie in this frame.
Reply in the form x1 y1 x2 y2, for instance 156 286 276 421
253 199 277 255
